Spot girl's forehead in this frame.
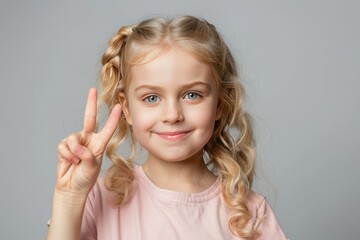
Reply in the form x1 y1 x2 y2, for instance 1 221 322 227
129 46 213 87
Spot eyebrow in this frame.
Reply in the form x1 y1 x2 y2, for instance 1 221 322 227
134 81 212 92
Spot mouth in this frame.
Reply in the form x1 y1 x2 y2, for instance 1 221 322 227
155 131 191 142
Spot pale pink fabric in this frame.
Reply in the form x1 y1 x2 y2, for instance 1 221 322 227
80 166 287 240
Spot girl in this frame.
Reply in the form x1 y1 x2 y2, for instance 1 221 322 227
47 16 287 240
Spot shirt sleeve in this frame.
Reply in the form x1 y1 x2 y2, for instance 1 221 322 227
80 182 98 240
253 195 288 240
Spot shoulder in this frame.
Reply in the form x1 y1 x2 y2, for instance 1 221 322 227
246 192 268 217
245 192 269 227
88 176 107 200
88 174 120 200
246 192 288 240
85 175 117 212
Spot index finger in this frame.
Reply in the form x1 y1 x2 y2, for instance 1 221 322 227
83 88 97 133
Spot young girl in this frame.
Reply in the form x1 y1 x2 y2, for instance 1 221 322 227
47 15 287 240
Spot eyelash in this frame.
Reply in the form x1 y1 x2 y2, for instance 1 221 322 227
183 92 201 100
143 92 202 103
144 95 160 103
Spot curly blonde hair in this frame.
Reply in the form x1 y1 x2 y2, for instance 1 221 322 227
99 15 259 239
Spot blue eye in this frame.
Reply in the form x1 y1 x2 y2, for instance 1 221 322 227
144 95 160 103
184 92 200 100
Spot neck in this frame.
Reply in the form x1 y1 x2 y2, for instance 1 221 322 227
143 150 216 193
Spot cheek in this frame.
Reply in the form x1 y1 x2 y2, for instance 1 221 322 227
130 113 148 143
191 100 218 122
130 107 156 131
130 109 159 149
187 106 217 132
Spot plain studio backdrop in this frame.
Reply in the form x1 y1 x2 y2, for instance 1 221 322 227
0 0 359 239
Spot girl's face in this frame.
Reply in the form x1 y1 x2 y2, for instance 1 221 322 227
123 46 221 164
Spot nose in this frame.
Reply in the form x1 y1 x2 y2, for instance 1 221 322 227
162 99 184 123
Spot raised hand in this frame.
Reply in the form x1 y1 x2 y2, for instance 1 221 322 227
56 88 122 196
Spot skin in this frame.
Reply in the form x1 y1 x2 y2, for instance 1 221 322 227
47 89 122 240
122 46 221 192
48 45 221 239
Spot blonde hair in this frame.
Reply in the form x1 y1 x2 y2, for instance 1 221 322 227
99 15 259 239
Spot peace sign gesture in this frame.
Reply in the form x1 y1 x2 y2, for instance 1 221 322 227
56 88 122 196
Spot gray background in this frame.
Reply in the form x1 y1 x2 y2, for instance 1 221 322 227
0 0 359 239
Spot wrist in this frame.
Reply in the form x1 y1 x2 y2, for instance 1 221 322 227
48 190 88 240
53 189 89 208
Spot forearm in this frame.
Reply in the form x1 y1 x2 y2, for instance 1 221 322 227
47 190 88 240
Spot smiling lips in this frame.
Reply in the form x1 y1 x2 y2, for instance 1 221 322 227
155 131 191 141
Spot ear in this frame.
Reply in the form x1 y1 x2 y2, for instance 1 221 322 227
215 109 222 121
118 92 132 125
215 101 222 121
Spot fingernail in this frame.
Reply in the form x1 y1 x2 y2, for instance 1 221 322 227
72 157 80 164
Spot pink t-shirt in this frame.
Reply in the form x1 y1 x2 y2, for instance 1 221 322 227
80 166 287 240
